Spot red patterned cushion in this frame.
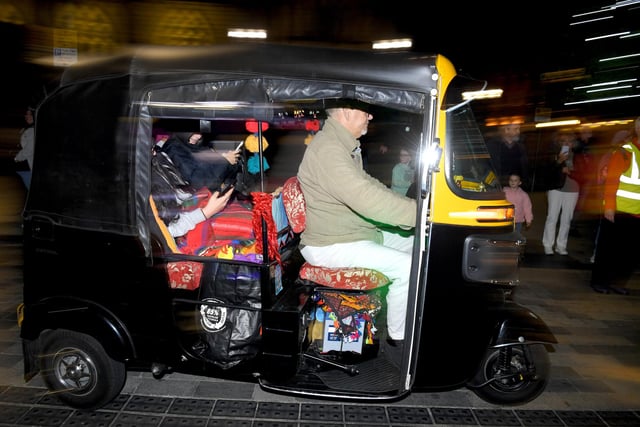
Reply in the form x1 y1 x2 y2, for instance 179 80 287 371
282 176 306 233
299 262 391 290
167 261 204 290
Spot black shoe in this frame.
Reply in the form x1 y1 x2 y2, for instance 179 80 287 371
610 286 630 295
591 285 610 294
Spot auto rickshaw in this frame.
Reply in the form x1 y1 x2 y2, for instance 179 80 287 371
18 42 556 410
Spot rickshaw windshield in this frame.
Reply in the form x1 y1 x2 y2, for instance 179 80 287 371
443 76 502 197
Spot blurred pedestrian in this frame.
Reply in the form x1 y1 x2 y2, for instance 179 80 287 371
14 107 35 190
572 126 599 214
504 173 533 233
590 117 640 295
542 131 580 255
391 145 414 195
570 126 605 260
486 123 529 190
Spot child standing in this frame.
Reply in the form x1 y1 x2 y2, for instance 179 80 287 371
391 146 414 195
504 173 533 233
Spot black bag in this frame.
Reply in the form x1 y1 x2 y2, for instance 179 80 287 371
151 151 196 224
195 262 261 369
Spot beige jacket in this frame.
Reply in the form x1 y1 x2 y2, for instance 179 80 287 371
297 117 416 246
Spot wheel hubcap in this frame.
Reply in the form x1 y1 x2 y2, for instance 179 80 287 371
55 349 94 391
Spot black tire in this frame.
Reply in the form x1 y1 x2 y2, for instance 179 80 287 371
469 344 550 405
40 329 126 410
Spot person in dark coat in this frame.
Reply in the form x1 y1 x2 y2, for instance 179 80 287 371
161 132 240 192
486 123 529 190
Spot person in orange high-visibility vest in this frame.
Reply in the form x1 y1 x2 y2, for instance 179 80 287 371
591 117 640 295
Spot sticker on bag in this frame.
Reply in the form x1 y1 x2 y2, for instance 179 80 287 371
199 298 227 332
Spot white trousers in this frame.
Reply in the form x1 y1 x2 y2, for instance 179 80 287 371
542 189 579 251
300 231 414 340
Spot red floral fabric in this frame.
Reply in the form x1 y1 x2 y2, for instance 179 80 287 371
167 261 203 290
300 262 391 290
282 176 306 233
251 191 280 264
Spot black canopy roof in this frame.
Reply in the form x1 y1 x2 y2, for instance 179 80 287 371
60 43 440 114
62 43 437 92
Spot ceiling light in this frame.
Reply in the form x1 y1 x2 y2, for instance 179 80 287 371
372 39 412 50
227 29 267 39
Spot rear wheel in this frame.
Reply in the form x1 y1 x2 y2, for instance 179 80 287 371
41 329 126 410
469 344 550 405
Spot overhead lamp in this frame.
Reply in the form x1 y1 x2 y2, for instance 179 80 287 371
535 119 581 128
227 29 267 39
372 38 412 50
462 89 503 100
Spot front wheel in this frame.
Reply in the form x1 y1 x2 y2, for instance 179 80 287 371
468 344 550 405
41 329 126 410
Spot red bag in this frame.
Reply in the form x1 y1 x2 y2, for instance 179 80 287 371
210 199 254 241
178 194 255 255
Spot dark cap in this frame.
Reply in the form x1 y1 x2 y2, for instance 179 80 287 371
323 98 370 113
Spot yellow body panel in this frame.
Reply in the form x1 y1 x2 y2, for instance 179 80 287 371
430 55 514 228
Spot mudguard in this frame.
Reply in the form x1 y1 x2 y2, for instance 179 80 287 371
20 297 135 363
489 302 557 346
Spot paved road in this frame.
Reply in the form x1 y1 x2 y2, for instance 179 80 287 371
0 175 639 426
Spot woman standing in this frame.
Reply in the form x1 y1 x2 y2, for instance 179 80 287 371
542 131 580 255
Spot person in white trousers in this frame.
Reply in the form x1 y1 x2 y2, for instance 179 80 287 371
542 131 580 255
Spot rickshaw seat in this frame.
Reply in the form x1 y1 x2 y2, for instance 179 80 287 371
281 176 391 290
299 264 390 290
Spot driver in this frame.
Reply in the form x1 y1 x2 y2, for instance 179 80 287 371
297 100 416 366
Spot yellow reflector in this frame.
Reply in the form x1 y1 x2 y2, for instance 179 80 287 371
17 303 24 327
